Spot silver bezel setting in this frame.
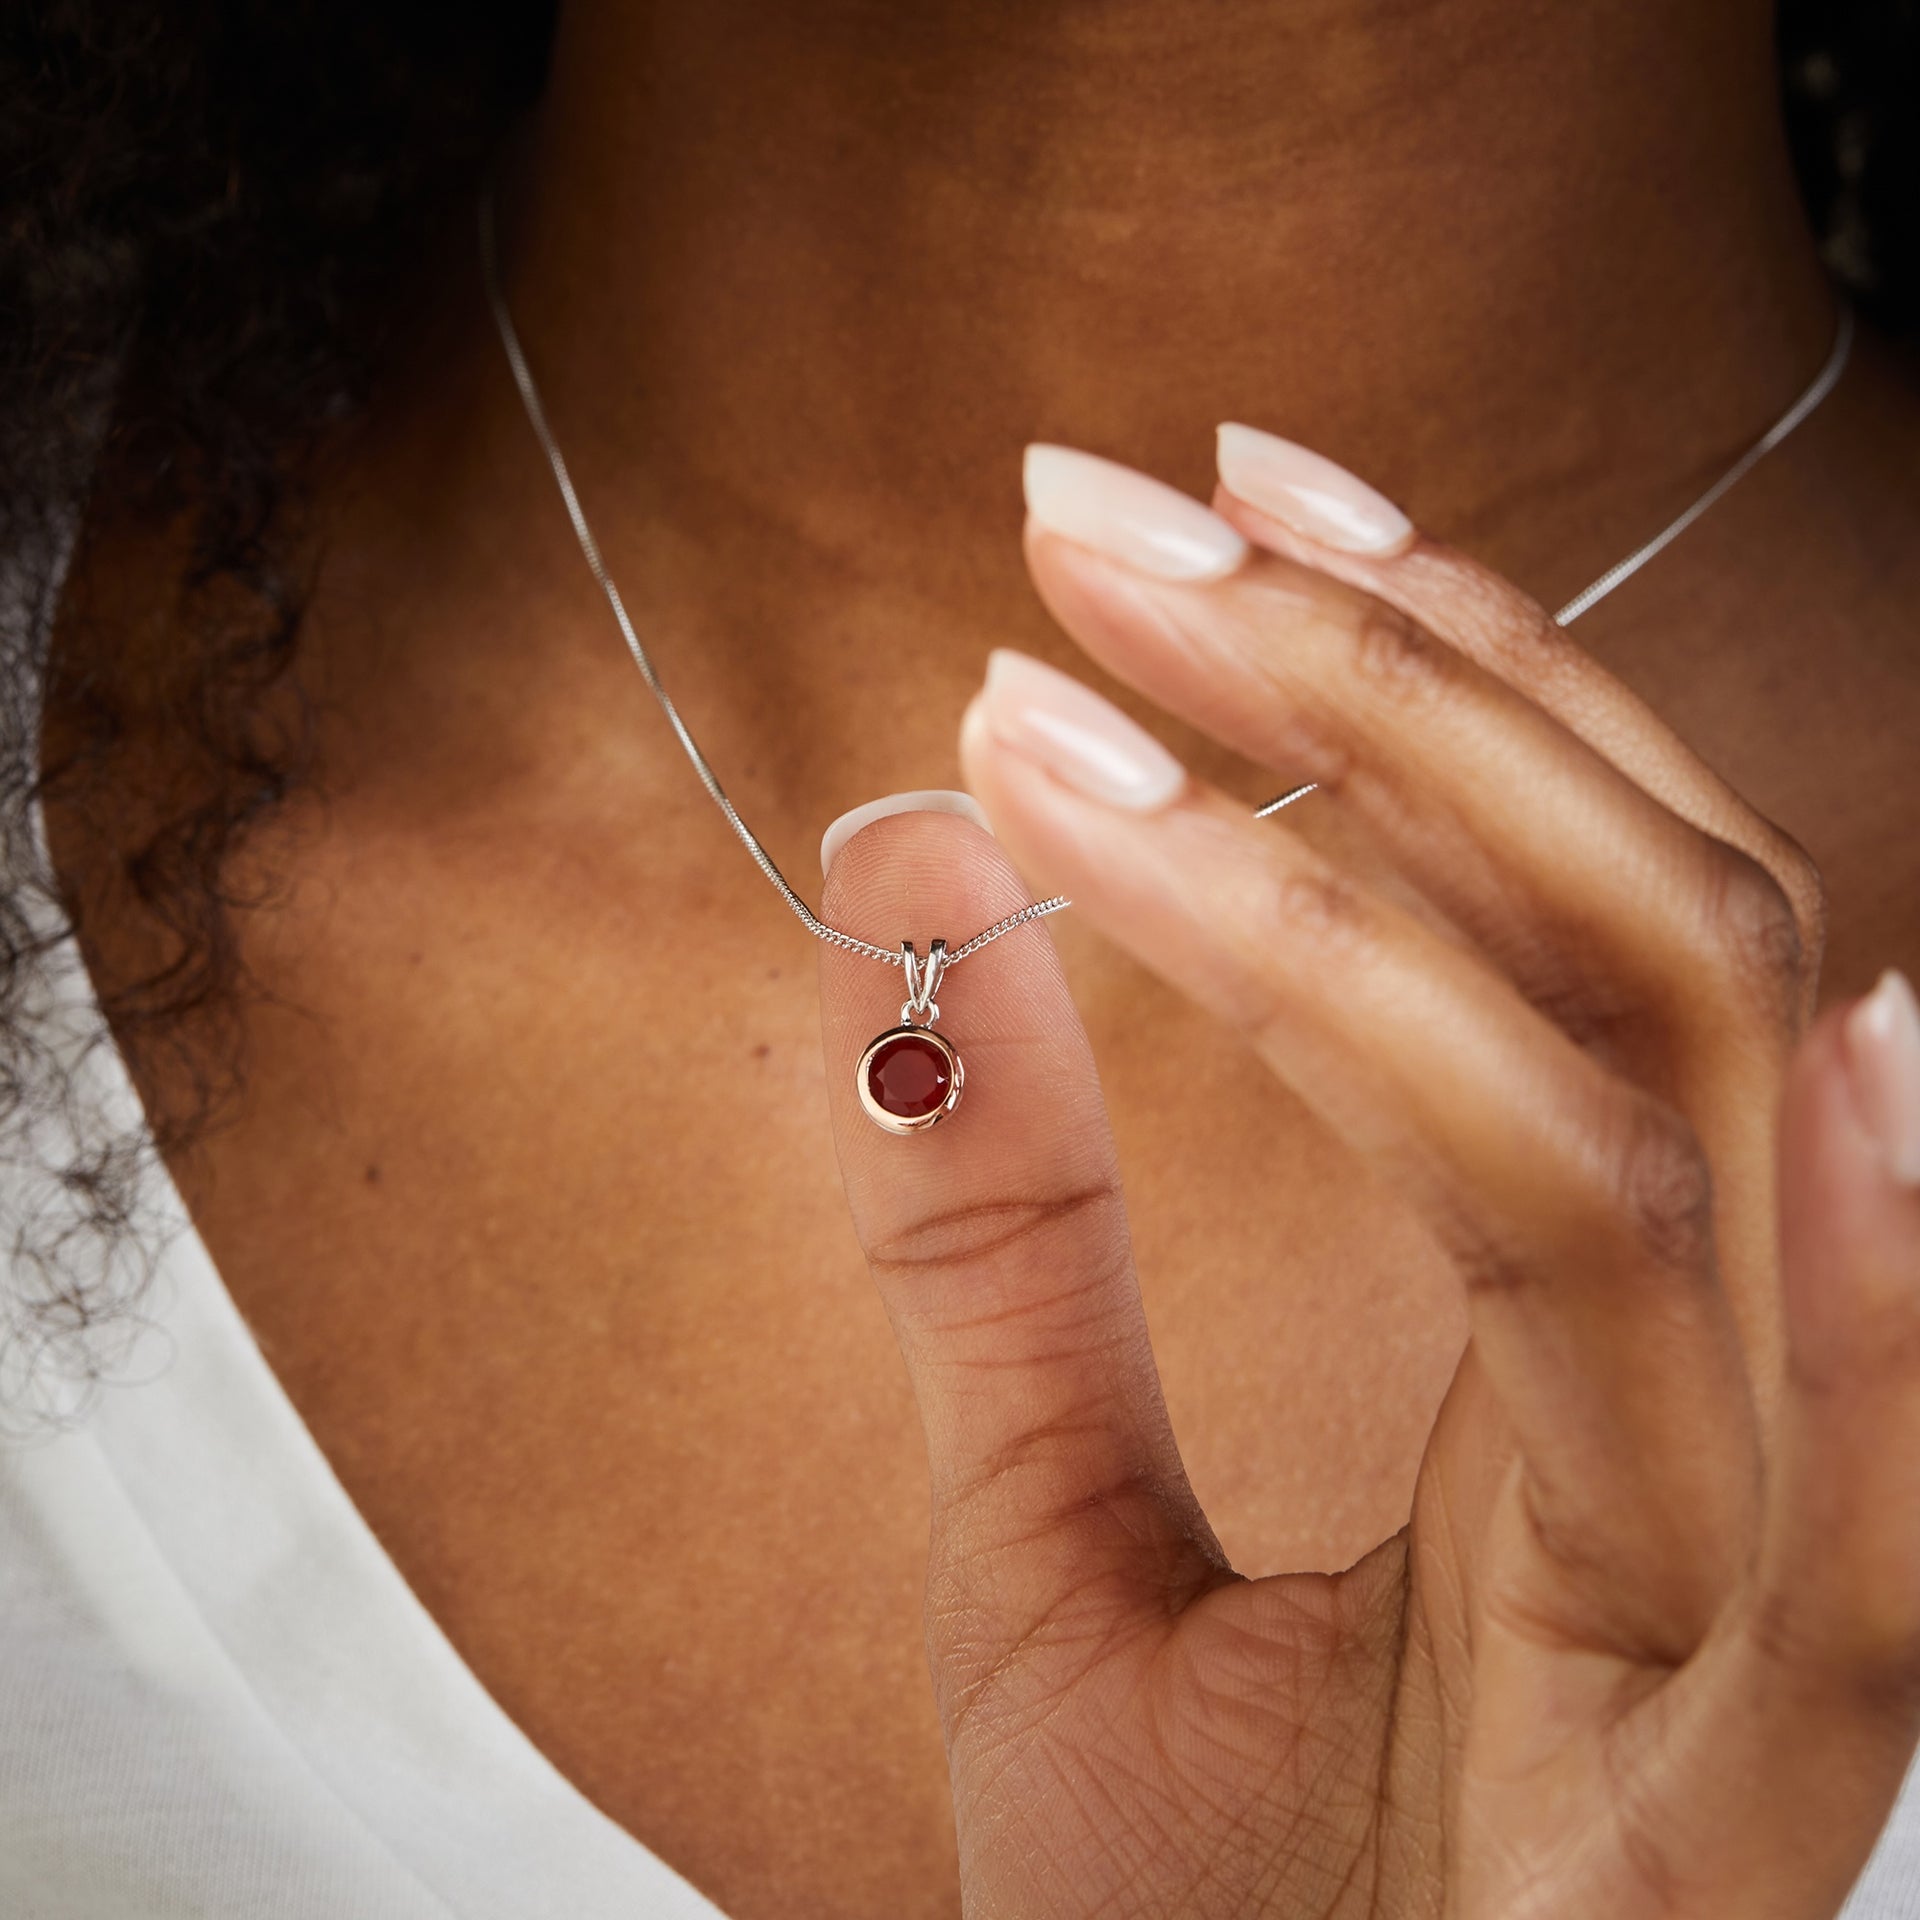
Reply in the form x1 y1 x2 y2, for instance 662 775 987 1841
857 1025 964 1134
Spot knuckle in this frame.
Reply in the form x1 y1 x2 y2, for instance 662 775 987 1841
1697 840 1819 1022
1272 865 1373 950
1764 826 1827 952
1517 955 1645 1061
1766 831 1830 1013
1600 1095 1717 1276
863 1181 1120 1289
1234 865 1375 1041
1424 1198 1537 1300
1346 600 1453 708
938 1424 1167 1549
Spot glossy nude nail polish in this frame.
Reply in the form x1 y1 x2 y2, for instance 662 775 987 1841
1022 445 1249 583
1215 423 1415 556
820 790 991 876
1844 968 1920 1186
977 649 1187 812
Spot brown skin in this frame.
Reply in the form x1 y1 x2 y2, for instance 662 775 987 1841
43 0 1920 1915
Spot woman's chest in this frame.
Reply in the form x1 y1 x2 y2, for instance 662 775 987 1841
161 852 1464 1920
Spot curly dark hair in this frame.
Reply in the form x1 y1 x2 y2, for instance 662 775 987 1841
0 0 1912 1410
0 0 554 1412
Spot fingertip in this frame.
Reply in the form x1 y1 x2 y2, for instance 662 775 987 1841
1778 993 1920 1370
1021 443 1249 583
1842 970 1920 1187
957 689 994 788
1759 992 1920 1723
813 800 1061 1044
1212 423 1416 558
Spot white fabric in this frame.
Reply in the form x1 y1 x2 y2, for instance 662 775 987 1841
3 900 1920 1917
0 931 724 1917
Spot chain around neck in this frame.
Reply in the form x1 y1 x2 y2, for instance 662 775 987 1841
478 189 1852 965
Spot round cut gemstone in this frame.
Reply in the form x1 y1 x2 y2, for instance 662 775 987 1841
867 1031 953 1119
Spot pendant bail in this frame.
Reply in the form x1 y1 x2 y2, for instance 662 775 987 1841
900 939 949 1027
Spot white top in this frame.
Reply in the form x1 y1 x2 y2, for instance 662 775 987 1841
0 920 724 1918
3 895 1920 1918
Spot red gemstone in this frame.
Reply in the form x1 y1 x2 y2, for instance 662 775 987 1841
867 1032 953 1118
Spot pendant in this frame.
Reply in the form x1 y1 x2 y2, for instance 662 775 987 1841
858 941 964 1134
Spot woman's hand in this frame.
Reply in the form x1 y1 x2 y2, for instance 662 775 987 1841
815 435 1920 1917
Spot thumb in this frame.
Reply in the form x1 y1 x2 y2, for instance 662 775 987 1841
815 791 1223 1726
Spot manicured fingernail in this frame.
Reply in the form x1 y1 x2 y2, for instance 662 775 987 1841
1023 444 1248 582
821 789 991 876
977 649 1186 811
1215 423 1415 556
1843 969 1920 1186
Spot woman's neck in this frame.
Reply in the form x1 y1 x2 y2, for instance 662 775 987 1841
296 0 1870 835
494 0 1832 608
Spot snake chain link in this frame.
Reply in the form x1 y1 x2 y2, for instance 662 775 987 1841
479 190 1851 967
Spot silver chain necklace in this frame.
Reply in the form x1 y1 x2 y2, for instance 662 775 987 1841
478 193 1852 1134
